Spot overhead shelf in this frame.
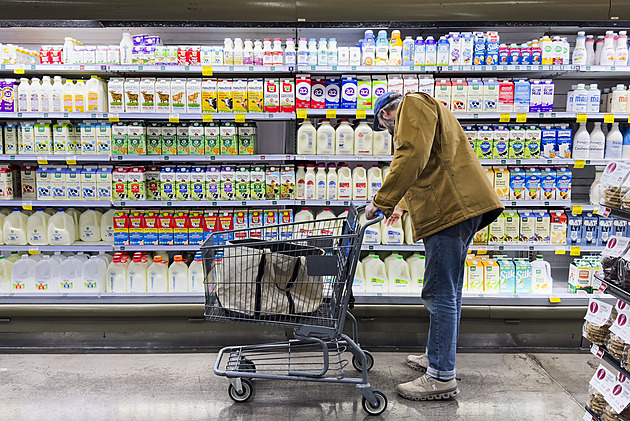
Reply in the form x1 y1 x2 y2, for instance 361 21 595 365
113 200 294 207
362 244 605 253
111 154 292 163
0 112 295 121
0 154 110 163
0 200 111 208
0 242 113 252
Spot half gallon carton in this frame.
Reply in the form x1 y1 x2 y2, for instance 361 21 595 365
173 212 189 245
235 166 250 200
232 78 248 113
550 210 567 245
108 78 125 113
568 213 583 246
170 78 187 113
96 122 112 155
217 78 232 112
568 259 591 293
161 123 177 155
155 78 172 113
534 210 550 244
357 76 373 109
451 79 468 112
145 166 160 201
175 166 191 200
112 167 128 201
525 167 541 200
247 78 263 113
264 78 279 113
483 259 500 293
220 123 238 155
159 166 176 201
556 167 572 200
176 122 190 155
583 212 598 247
280 78 295 113
524 125 541 158
498 259 515 294
238 123 256 155
113 210 129 246
146 123 162 155
123 78 140 113
508 125 526 159
482 79 499 112
493 166 510 199
190 166 205 201
514 259 532 294
143 212 159 246
467 259 484 293
503 211 520 243
220 165 236 200
467 79 483 112
434 79 451 108
488 212 505 244
188 211 204 245
189 122 204 155
205 166 221 200
201 78 218 113
129 212 144 246
280 165 295 200
519 210 536 243
491 125 508 158
158 211 174 245
112 122 128 155
509 167 526 201
250 165 265 200
186 78 202 113
127 122 147 155
140 78 156 113
541 168 556 200
127 166 146 201
204 122 220 155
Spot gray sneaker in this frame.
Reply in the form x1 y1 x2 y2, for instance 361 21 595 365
406 354 429 372
396 373 460 401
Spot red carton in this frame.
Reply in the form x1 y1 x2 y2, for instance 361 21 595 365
498 79 515 113
158 212 174 245
188 212 204 245
173 212 189 245
204 210 219 242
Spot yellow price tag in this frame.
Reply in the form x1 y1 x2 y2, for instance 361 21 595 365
66 156 77 165
109 114 120 122
22 201 33 211
13 68 25 74
549 297 562 303
356 109 367 119
499 113 510 122
326 109 337 119
202 66 213 76
572 205 583 215
476 249 488 255
516 113 527 123
574 160 586 169
28 247 39 255
297 109 308 119
37 157 48 165
628 114 630 124
570 246 581 256
169 114 180 123
576 113 587 123
555 249 566 255
202 114 213 122
235 114 246 123
605 114 615 123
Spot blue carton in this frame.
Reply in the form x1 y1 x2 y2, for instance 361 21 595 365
567 213 583 246
614 219 629 238
582 212 599 246
498 259 515 294
599 216 614 246
340 75 358 109
325 76 340 109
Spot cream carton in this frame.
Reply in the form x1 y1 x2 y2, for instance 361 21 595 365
482 79 499 112
509 167 526 201
493 166 510 199
80 122 97 154
402 74 419 94
175 166 191 200
247 78 263 113
107 78 125 113
145 166 160 201
217 78 232 112
434 79 451 108
95 122 112 155
96 166 112 201
20 166 37 199
483 259 500 293
232 78 248 113
205 166 221 200
418 77 435 96
170 78 187 113
66 166 81 200
220 165 236 200
534 210 550 244
519 210 536 243
488 212 505 244
140 78 156 113
264 78 280 113
50 167 66 200
160 166 176 201
155 78 172 113
185 78 202 113
503 211 520 243
450 79 468 112
550 210 567 245
467 259 484 293
127 166 146 201
202 78 218 113
467 79 484 112
123 78 140 113
80 167 97 201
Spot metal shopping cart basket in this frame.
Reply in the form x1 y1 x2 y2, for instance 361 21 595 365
201 204 387 415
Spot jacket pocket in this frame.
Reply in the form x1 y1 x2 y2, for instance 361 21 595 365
407 185 441 227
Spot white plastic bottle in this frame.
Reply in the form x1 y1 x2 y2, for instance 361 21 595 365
436 36 450 66
353 258 366 293
381 216 404 245
40 76 53 112
355 120 373 155
262 38 272 66
603 31 616 66
169 255 189 292
224 38 235 65
126 253 147 293
367 165 383 200
316 119 335 154
243 39 254 65
586 35 596 65
188 252 204 293
85 76 101 112
253 39 264 66
27 208 50 245
101 208 115 242
62 79 74 112
3 208 27 245
414 36 426 66
326 164 338 201
336 119 354 155
294 207 315 223
51 76 63 112
285 38 297 66
72 79 86 113
272 38 284 66
352 164 368 200
425 36 437 66
62 37 74 64
96 251 111 266
572 123 590 160
327 38 338 66
605 122 623 159
572 31 587 65
82 255 106 293
295 164 306 199
297 120 317 155
17 78 29 112
359 210 381 244
315 163 327 200
317 38 328 66
406 253 425 293
587 84 601 113
373 130 392 155
297 38 309 66
58 256 81 293
573 83 588 113
65 208 81 241
588 122 605 160
11 255 35 292
120 32 133 65
363 254 388 293
338 164 352 200
316 207 336 220
0 256 12 293
308 38 318 66
34 255 59 292
304 164 316 200
79 208 101 243
106 254 127 292
29 77 42 112
612 84 628 113
387 255 411 293
531 255 552 294
561 37 571 64
233 38 244 65
48 208 75 246
147 255 168 293
616 31 629 66
595 35 605 65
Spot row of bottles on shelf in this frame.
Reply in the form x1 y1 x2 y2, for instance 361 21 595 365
13 76 109 113
0 207 113 246
573 30 630 67
565 82 630 114
0 250 205 294
296 119 390 155
572 122 630 160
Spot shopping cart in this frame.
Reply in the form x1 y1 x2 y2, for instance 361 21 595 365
201 204 387 416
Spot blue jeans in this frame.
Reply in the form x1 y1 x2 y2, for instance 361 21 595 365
422 215 482 382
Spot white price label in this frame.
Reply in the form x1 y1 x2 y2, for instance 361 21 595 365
585 298 614 327
591 343 605 359
583 413 596 421
592 277 604 292
610 312 630 343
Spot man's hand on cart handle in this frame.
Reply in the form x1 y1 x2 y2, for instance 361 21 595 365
365 203 382 220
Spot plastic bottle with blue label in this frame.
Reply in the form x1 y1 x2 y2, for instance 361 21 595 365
425 36 437 66
623 127 630 159
388 30 403 66
605 122 623 159
402 36 415 66
297 38 308 66
414 37 425 66
317 38 328 66
375 31 389 65
307 38 318 66
327 38 337 66
188 252 204 293
362 31 376 66
436 36 450 65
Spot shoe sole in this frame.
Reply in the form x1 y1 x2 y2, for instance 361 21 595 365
405 361 428 373
397 388 460 401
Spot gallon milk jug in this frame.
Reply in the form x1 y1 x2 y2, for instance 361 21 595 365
59 256 81 293
74 251 89 263
34 256 59 292
154 251 169 264
96 250 112 266
81 256 106 293
316 207 337 236
126 253 147 293
316 207 336 220
294 207 315 238
65 208 81 241
337 164 352 200
404 213 416 245
316 119 335 154
373 130 392 155
297 120 316 155
387 256 412 293
359 210 381 244
381 217 404 245
531 255 552 294
295 165 306 199
169 255 189 292
384 251 402 270
11 255 35 292
407 253 426 293
79 208 102 243
147 255 168 293
304 164 316 199
382 165 391 179
363 254 388 293
353 258 366 294
0 256 12 293
354 121 373 155
105 253 127 293
7 252 20 263
326 164 338 200
27 208 50 245
367 165 383 200
352 165 368 200
48 209 75 246
3 208 27 245
335 119 354 155
188 251 205 293
315 164 327 200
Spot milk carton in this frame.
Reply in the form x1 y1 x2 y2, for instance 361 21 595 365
498 259 516 294
159 166 176 201
220 123 238 155
217 78 232 112
145 166 160 201
66 166 81 200
96 166 112 201
80 167 97 200
170 79 186 113
140 78 156 113
467 79 483 112
173 212 189 245
143 212 159 246
550 210 567 245
203 209 219 242
247 78 263 113
204 123 220 155
477 129 493 159
36 166 51 200
128 212 144 246
175 167 190 200
556 167 572 200
295 75 311 110
514 260 532 294
232 78 248 113
146 122 162 155
568 259 591 293
188 123 204 155
127 166 146 201
483 259 500 293
235 166 250 200
250 165 265 200
467 259 484 293
19 122 35 154
583 212 599 246
108 78 125 113
218 210 235 243
451 80 468 112
161 123 177 155
221 165 236 200
524 126 541 158
508 125 526 158
341 75 358 109
123 78 140 113
403 75 418 95
188 211 204 245
614 219 629 238
503 211 520 243
311 77 326 109
541 126 557 158
482 79 499 112
112 122 128 155
525 167 541 200
488 211 505 245
248 209 264 240
154 78 172 113
113 210 129 246
280 165 295 200
185 78 202 113
474 225 489 245
112 167 128 201
201 78 218 113
519 210 536 243
493 166 510 199
158 212 173 245
486 32 500 65
238 123 256 155
418 77 435 96
127 122 146 155
434 79 451 108
264 78 280 113
534 210 550 244
95 122 112 155
266 165 281 200
513 79 531 113
4 122 17 154
529 80 543 112
205 166 221 200
175 122 190 155
371 76 387 106
541 80 554 112
509 167 526 201
463 124 477 152
498 79 514 112
568 213 583 246
280 78 295 113
20 166 37 199
51 167 67 200
556 126 572 159
0 165 13 200
492 125 509 159
232 209 249 241
325 76 340 109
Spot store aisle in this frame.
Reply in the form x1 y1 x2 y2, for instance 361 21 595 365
0 352 594 420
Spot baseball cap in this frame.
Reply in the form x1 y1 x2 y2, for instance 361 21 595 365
372 91 399 131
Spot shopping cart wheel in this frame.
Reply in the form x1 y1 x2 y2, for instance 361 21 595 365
238 358 256 377
362 390 388 416
352 351 375 372
228 379 254 403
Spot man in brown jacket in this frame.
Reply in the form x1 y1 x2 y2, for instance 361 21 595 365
365 92 503 401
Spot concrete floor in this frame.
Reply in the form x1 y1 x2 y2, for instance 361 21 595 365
0 351 597 421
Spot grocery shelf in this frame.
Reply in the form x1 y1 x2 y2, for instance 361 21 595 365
0 200 111 208
0 112 295 121
292 154 393 162
584 407 602 421
113 200 294 207
603 207 630 222
480 158 574 165
112 154 292 162
500 200 571 207
586 340 630 387
294 199 370 207
0 64 109 74
296 64 576 74
304 109 375 118
453 112 575 120
113 244 203 252
0 154 110 163
0 292 204 305
107 64 294 74
362 244 605 253
0 242 113 252
593 274 630 304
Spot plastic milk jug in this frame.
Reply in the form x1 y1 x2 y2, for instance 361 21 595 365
337 164 352 200
295 207 315 222
531 255 552 293
48 209 75 246
34 256 59 292
359 210 381 244
0 256 12 293
101 208 115 242
59 256 81 293
352 165 367 200
316 120 335 154
169 255 189 292
363 254 388 293
316 207 336 220
326 164 338 200
96 250 112 266
81 256 106 293
382 217 404 245
79 208 102 243
4 208 27 245
297 120 316 155
315 164 327 200
0 213 5 245
407 253 426 293
373 130 392 155
354 121 373 155
27 208 50 245
367 165 383 200
404 213 416 244
295 165 306 199
384 251 402 270
126 253 147 293
188 251 205 293
65 208 80 241
336 119 354 155
387 256 412 293
304 164 316 199
147 255 168 293
353 257 366 294
11 255 35 292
